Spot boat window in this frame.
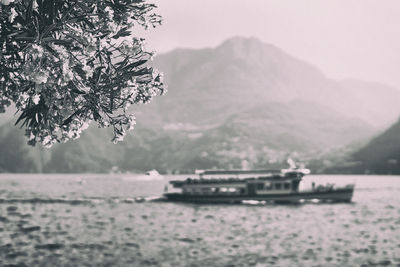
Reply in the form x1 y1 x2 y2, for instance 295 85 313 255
264 182 273 190
284 182 291 190
202 188 211 194
274 183 282 190
184 188 192 194
257 183 264 190
240 188 245 194
220 187 228 192
228 188 236 192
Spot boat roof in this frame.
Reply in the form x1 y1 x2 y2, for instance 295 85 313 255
196 168 310 176
196 169 282 175
169 169 307 187
169 175 300 187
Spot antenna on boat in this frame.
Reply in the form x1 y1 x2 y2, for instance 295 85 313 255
287 158 297 169
195 169 205 179
284 158 311 175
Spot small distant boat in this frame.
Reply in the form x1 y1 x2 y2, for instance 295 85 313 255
163 168 354 204
145 169 162 177
122 169 164 181
75 177 87 185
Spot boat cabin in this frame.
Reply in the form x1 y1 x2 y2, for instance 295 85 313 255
169 169 305 196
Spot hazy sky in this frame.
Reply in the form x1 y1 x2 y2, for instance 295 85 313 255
139 0 400 89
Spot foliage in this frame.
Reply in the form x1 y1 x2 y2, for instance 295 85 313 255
0 0 165 147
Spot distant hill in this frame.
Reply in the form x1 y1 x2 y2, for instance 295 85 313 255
0 122 46 172
0 106 15 126
350 118 400 174
1 36 400 173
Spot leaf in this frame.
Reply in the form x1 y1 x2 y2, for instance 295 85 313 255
26 0 34 21
62 109 83 126
62 114 74 126
82 17 96 29
125 68 150 78
14 36 36 42
51 39 73 46
123 60 147 70
73 65 86 78
112 27 131 39
71 87 87 95
15 110 28 126
7 30 26 38
93 111 101 121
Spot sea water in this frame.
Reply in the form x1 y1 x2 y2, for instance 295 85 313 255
0 174 399 266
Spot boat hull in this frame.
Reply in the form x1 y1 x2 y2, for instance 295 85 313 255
163 188 354 204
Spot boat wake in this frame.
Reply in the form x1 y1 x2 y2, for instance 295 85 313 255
0 196 165 205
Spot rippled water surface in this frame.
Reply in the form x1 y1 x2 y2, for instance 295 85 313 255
0 174 399 266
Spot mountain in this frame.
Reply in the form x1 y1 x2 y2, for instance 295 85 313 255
0 123 46 172
225 100 374 151
0 106 15 126
137 36 400 129
350 118 400 174
1 36 400 173
321 118 400 174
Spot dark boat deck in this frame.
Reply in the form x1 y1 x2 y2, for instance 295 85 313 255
164 187 354 204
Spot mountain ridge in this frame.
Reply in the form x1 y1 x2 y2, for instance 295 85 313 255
140 36 400 130
1 36 400 173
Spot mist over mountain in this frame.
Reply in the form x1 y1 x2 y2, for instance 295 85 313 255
1 36 400 173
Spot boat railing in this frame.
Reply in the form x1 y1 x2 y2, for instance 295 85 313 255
196 169 283 175
307 183 355 193
196 169 308 179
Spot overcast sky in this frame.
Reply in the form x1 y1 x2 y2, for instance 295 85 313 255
139 0 400 89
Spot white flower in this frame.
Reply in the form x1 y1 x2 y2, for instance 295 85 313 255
32 0 38 10
33 72 48 84
9 8 17 23
28 132 35 141
31 44 44 58
127 115 136 131
62 61 73 81
82 64 93 77
100 120 109 127
42 135 55 148
18 92 29 108
66 130 74 139
0 0 14 6
108 22 118 32
32 94 40 105
81 121 90 130
104 6 114 19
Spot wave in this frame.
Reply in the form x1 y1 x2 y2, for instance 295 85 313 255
0 196 164 205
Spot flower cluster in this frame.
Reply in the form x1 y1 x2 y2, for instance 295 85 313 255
0 0 165 147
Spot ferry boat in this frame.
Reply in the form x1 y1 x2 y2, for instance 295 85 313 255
163 168 355 204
